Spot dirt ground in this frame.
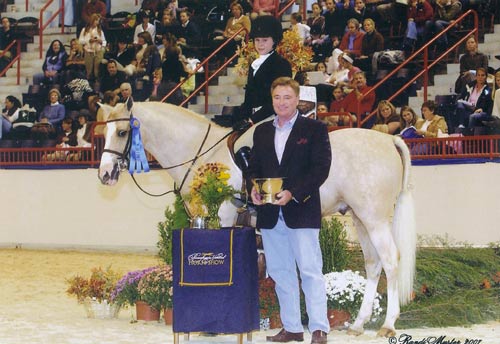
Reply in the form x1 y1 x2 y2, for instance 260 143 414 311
0 249 498 344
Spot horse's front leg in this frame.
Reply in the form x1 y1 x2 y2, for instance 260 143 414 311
347 215 383 336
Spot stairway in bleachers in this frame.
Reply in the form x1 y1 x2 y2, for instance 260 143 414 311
407 24 500 120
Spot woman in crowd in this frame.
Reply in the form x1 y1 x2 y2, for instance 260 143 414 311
79 13 106 80
339 18 365 58
136 32 161 80
371 100 401 134
456 67 493 134
39 88 65 128
34 39 68 85
155 8 181 45
491 70 500 118
305 2 325 42
454 35 488 94
357 18 384 72
64 38 86 82
213 2 251 61
133 9 156 45
0 95 22 139
416 100 448 138
398 105 424 138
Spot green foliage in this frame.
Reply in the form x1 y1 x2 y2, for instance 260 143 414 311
319 217 351 274
347 247 500 329
157 194 189 265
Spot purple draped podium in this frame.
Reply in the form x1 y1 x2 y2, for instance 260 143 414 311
172 227 260 334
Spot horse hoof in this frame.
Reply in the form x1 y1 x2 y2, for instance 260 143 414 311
377 328 396 338
346 328 363 336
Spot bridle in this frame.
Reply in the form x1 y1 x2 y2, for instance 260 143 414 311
102 115 236 197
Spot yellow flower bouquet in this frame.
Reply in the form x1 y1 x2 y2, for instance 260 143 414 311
235 29 313 77
188 162 236 229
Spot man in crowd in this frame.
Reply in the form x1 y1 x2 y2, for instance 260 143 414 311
100 60 128 95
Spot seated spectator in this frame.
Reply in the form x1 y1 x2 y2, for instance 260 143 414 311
329 86 346 112
155 8 181 45
179 55 196 98
133 9 156 45
136 33 161 81
398 105 424 139
328 52 360 89
454 35 488 94
306 2 325 41
0 95 22 139
326 48 344 75
348 0 370 25
33 40 68 85
148 67 185 105
371 100 401 134
79 13 106 80
402 0 434 52
39 89 66 128
290 13 310 44
416 100 448 138
356 18 384 72
100 60 128 95
95 91 119 135
339 18 365 57
177 10 201 57
159 33 179 61
251 0 276 20
75 112 93 147
43 117 77 161
456 67 493 134
107 37 135 70
118 82 133 102
323 0 345 48
342 71 376 123
0 17 15 72
309 26 333 63
317 102 329 114
424 0 462 50
213 2 251 61
161 46 188 84
64 38 86 83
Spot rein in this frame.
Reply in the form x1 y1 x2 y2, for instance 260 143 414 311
103 116 236 197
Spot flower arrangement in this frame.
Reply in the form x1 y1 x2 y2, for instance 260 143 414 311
66 266 121 303
110 267 157 307
137 265 174 311
235 29 313 77
324 270 383 321
188 162 236 228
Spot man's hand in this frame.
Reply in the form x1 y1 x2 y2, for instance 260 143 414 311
250 186 263 205
273 190 293 206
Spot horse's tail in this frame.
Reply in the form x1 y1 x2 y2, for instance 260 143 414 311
392 136 416 306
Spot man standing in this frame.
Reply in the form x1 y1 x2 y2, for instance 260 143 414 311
248 77 331 344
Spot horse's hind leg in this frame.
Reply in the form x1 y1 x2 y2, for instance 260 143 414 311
347 214 383 336
357 216 400 338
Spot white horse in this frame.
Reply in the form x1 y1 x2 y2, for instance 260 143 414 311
98 99 416 337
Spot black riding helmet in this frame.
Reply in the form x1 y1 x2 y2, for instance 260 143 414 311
249 15 283 47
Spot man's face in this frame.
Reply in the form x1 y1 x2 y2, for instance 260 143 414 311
121 86 131 98
180 12 188 24
107 62 117 76
2 18 10 29
325 0 335 11
272 85 299 120
353 73 366 89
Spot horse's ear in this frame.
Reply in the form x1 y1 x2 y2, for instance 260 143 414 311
126 97 134 112
97 103 113 121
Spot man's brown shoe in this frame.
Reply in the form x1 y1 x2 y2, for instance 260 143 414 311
310 330 327 344
266 328 304 342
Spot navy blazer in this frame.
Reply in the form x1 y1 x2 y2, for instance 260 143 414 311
460 81 493 115
248 115 332 229
240 51 292 123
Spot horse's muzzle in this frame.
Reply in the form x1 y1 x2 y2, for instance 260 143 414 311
98 163 121 185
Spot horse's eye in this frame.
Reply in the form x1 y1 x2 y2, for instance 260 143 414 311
117 130 128 137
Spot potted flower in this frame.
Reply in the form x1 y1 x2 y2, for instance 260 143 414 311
324 270 383 328
66 266 122 318
111 266 157 307
187 162 236 229
259 277 281 329
136 265 174 322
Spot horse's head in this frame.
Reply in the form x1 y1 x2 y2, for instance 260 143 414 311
98 98 134 185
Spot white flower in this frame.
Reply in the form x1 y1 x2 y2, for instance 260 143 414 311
324 270 383 320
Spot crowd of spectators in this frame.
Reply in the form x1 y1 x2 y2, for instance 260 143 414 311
0 0 499 150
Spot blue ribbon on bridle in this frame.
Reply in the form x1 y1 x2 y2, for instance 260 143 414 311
128 117 150 174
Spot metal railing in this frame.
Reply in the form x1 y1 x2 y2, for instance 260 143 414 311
0 40 21 84
358 10 479 128
39 0 65 59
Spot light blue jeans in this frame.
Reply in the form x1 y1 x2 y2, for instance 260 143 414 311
261 213 329 334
